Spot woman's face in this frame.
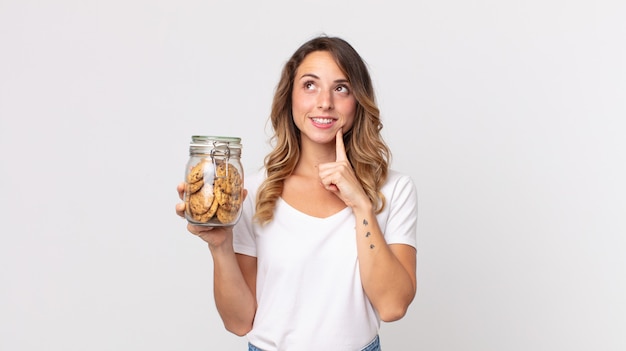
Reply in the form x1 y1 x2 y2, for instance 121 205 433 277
291 50 356 146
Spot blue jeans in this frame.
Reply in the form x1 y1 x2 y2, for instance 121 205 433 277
361 335 381 351
248 335 381 351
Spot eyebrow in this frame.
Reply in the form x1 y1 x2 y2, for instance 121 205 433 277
298 73 350 84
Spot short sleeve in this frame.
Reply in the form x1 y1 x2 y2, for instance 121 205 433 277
232 171 265 257
380 171 418 248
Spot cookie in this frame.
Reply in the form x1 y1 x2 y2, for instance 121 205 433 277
192 195 219 222
187 160 206 183
205 193 220 219
188 188 214 215
186 179 204 194
214 185 242 211
216 205 239 224
214 163 242 194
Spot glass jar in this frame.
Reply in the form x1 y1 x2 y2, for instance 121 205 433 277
184 136 244 226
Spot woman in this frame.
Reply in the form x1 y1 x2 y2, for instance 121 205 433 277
176 35 418 351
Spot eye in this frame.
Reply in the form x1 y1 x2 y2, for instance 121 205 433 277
336 84 351 94
304 81 316 91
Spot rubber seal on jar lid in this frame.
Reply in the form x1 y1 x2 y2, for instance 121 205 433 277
192 136 241 143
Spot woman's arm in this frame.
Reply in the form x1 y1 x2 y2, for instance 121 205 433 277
318 131 417 321
351 207 417 322
176 183 257 335
210 241 257 336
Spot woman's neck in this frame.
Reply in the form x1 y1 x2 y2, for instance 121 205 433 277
293 141 335 178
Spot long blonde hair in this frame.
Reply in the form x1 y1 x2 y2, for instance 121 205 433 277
254 35 391 225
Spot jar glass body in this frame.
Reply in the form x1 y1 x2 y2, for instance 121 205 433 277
184 136 244 226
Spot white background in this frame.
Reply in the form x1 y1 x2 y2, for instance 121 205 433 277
1 0 625 350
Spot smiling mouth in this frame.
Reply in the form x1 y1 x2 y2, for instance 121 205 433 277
311 117 334 124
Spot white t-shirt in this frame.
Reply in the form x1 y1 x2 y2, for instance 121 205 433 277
233 169 418 351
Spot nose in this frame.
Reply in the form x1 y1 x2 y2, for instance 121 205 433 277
317 89 333 110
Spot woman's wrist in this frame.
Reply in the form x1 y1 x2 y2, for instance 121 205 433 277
350 195 374 215
207 231 235 254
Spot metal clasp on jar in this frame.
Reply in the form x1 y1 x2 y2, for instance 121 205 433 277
210 141 233 179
